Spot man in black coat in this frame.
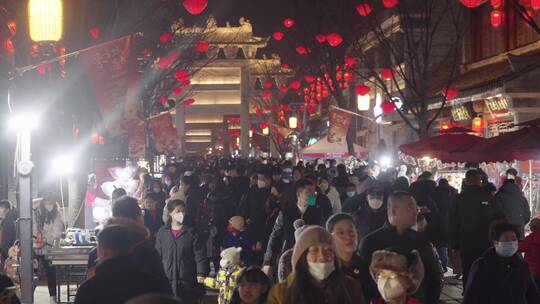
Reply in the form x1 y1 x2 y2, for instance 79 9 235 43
75 225 171 304
359 191 442 304
493 179 531 240
354 187 387 241
449 169 497 288
262 178 325 278
409 171 442 247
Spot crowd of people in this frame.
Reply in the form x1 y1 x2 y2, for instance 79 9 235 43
0 157 538 304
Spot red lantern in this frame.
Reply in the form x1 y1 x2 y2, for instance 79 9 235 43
380 68 395 80
304 75 315 83
442 87 459 100
158 52 179 69
295 46 308 55
175 70 189 81
472 117 483 130
382 0 399 8
143 49 152 57
183 98 196 106
315 34 327 43
182 0 208 15
290 81 301 90
491 0 503 8
440 123 451 131
380 100 395 114
279 84 289 93
283 18 295 28
159 96 168 105
307 105 315 113
491 10 503 27
4 39 14 54
262 91 272 99
326 33 343 47
89 26 100 39
281 63 290 69
196 40 209 52
182 79 191 87
459 0 482 8
355 84 371 96
263 81 273 89
91 133 99 144
172 87 183 96
532 0 540 10
273 32 284 41
345 56 356 66
356 3 373 16
7 21 16 36
160 32 172 44
256 109 264 116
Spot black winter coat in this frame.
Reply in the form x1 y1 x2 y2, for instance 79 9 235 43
74 255 171 304
342 192 367 213
263 202 325 266
409 180 443 246
358 222 442 304
463 248 540 304
242 186 272 243
449 185 496 253
155 225 208 299
354 201 387 241
493 182 531 240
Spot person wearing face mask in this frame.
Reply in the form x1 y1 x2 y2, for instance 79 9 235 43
369 248 424 304
463 221 540 304
267 225 365 304
262 179 325 278
155 199 208 304
149 180 167 210
0 200 17 261
142 193 164 241
33 193 64 304
318 176 342 215
354 187 387 240
342 176 372 213
241 167 274 265
359 191 442 304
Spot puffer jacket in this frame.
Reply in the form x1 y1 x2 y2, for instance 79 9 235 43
203 265 243 304
155 224 208 299
519 230 540 278
493 182 531 239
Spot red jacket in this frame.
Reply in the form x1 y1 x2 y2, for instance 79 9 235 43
519 230 540 277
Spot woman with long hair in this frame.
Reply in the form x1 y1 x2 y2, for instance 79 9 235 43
155 199 208 304
230 266 271 304
267 226 365 304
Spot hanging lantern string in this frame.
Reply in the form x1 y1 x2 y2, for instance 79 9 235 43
9 32 143 80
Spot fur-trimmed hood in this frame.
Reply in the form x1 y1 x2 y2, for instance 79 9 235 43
104 217 150 241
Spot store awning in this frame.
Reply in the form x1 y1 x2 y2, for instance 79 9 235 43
300 137 368 160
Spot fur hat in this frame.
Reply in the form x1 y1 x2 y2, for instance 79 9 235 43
229 216 245 231
220 247 242 266
291 225 336 270
529 216 540 231
370 249 425 293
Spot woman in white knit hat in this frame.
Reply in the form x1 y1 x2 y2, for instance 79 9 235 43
267 225 365 304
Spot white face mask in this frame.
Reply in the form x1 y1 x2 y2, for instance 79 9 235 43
307 262 335 281
377 277 406 302
257 180 267 189
495 241 518 257
319 184 329 192
347 191 356 198
173 212 184 224
219 259 229 269
298 205 308 214
368 198 384 210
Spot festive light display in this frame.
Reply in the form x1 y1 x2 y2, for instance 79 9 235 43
29 0 63 42
459 0 482 8
273 32 284 41
355 84 371 96
283 18 295 28
380 68 395 80
182 0 208 15
326 33 343 47
382 0 399 8
196 40 209 52
491 10 503 27
356 3 373 16
442 87 459 100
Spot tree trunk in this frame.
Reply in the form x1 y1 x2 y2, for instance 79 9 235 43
417 113 430 140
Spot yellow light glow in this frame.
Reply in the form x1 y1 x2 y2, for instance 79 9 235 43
186 115 223 124
186 129 212 136
29 0 63 42
236 137 240 145
262 127 269 135
289 116 298 129
249 130 253 137
186 137 212 143
357 94 370 111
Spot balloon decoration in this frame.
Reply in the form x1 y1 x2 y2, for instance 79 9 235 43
273 32 284 41
315 34 327 43
490 10 503 27
283 18 295 28
380 68 395 80
89 26 100 39
182 0 208 15
380 100 395 114
356 3 373 16
326 33 343 47
160 32 172 44
442 87 459 100
459 0 482 8
382 0 399 8
355 84 371 96
196 40 209 52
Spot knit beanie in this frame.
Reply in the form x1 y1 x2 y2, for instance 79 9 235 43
293 219 307 241
229 216 245 231
291 225 336 270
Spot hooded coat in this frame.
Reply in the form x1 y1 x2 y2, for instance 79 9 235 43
493 182 531 239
